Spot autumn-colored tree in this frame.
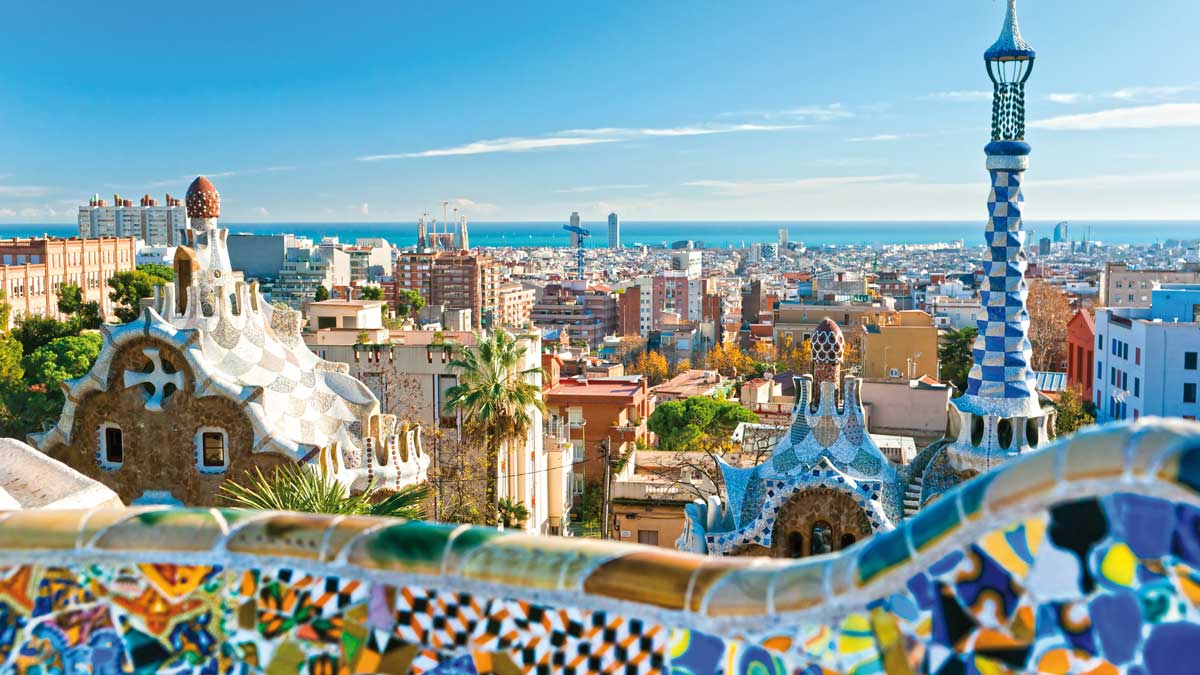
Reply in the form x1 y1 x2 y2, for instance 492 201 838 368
671 358 693 377
629 350 668 385
776 337 812 375
707 342 753 378
1054 386 1096 437
748 341 775 364
1027 280 1072 372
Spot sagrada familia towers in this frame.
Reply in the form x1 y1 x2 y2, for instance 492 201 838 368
680 0 1051 556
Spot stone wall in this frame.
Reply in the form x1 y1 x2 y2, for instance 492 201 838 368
42 336 294 505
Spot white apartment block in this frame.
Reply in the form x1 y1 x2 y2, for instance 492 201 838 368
1093 284 1200 423
78 194 188 246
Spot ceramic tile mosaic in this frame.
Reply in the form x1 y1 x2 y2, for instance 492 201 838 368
0 419 1197 673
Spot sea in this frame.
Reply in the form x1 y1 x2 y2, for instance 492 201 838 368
1 220 1197 248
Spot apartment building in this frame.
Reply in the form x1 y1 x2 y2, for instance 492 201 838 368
860 310 940 380
1101 262 1200 308
78 193 188 246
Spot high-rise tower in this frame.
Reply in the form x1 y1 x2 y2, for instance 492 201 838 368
608 212 620 249
945 0 1051 472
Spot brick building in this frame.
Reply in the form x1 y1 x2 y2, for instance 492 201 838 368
1066 309 1095 402
0 236 137 326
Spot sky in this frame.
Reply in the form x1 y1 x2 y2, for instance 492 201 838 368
1 1 1199 224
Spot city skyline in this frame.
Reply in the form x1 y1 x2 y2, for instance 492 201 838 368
2 1 1199 224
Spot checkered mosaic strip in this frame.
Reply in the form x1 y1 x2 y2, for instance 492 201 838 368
966 166 1038 403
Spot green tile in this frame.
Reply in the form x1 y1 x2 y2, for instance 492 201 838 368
909 493 960 552
856 526 911 586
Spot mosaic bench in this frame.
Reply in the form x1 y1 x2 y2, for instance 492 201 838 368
1 417 1199 674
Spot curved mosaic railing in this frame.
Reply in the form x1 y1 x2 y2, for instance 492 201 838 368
2 418 1200 674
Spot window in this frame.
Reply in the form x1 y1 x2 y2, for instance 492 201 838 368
195 428 228 472
1096 361 1103 379
1189 353 1199 370
637 530 659 546
1186 383 1197 404
1136 347 1141 365
571 474 584 496
1134 377 1140 397
100 424 123 469
1098 336 1104 350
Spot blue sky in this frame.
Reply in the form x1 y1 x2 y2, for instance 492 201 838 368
2 1 1198 224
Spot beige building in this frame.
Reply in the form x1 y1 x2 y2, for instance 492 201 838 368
495 281 534 329
771 300 895 348
0 235 137 326
860 376 953 447
651 369 729 402
609 449 721 548
1100 262 1200 308
859 310 939 380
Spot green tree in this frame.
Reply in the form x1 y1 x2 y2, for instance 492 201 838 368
648 396 759 451
1054 386 1096 437
56 283 102 329
11 314 78 355
24 334 102 394
221 464 431 518
314 285 331 302
939 327 977 393
108 266 172 323
497 498 531 529
444 330 546 521
359 286 384 301
393 288 425 317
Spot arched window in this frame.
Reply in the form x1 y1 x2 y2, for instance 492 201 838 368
811 522 833 556
788 532 805 558
840 533 857 550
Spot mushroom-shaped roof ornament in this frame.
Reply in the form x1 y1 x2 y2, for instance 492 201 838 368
811 317 845 365
985 0 1036 142
185 176 220 220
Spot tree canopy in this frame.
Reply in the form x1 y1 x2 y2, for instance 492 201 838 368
314 285 331 302
359 286 384 301
648 396 759 451
1054 386 1096 437
108 265 173 323
939 327 977 393
393 288 424 317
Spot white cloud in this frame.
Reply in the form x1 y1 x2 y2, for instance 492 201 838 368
255 207 270 217
359 123 805 160
922 91 992 102
146 166 297 188
553 184 648 194
1110 85 1194 101
1036 170 1200 187
358 203 369 216
1047 93 1088 104
847 134 900 142
683 174 919 197
0 185 51 197
0 209 15 217
729 104 853 122
446 197 500 217
1030 103 1200 131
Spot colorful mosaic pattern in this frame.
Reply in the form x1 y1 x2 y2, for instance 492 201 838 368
0 420 1197 673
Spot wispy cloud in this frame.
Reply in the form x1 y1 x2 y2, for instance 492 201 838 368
0 185 52 197
683 174 918 197
146 165 297 188
730 104 854 122
1037 170 1200 187
553 184 648 194
1031 103 1200 131
360 123 805 160
847 134 901 143
358 203 369 216
1047 92 1088 104
1111 85 1195 102
922 90 991 102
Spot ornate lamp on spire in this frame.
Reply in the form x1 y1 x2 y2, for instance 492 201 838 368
943 0 1051 472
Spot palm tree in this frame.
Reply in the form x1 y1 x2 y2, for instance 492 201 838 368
497 498 531 529
444 330 546 523
220 464 431 519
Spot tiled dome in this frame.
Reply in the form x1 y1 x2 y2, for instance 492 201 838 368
811 317 844 364
185 176 220 219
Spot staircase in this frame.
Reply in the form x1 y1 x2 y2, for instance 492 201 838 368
903 474 924 517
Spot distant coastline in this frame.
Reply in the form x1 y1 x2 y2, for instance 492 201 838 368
0 220 1195 248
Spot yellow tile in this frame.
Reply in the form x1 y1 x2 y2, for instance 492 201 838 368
319 515 387 562
0 510 88 550
460 535 609 590
582 548 704 610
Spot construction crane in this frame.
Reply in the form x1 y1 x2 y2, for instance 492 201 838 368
563 223 591 279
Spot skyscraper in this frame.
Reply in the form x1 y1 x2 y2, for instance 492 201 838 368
569 212 582 247
1053 221 1069 243
608 212 620 249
